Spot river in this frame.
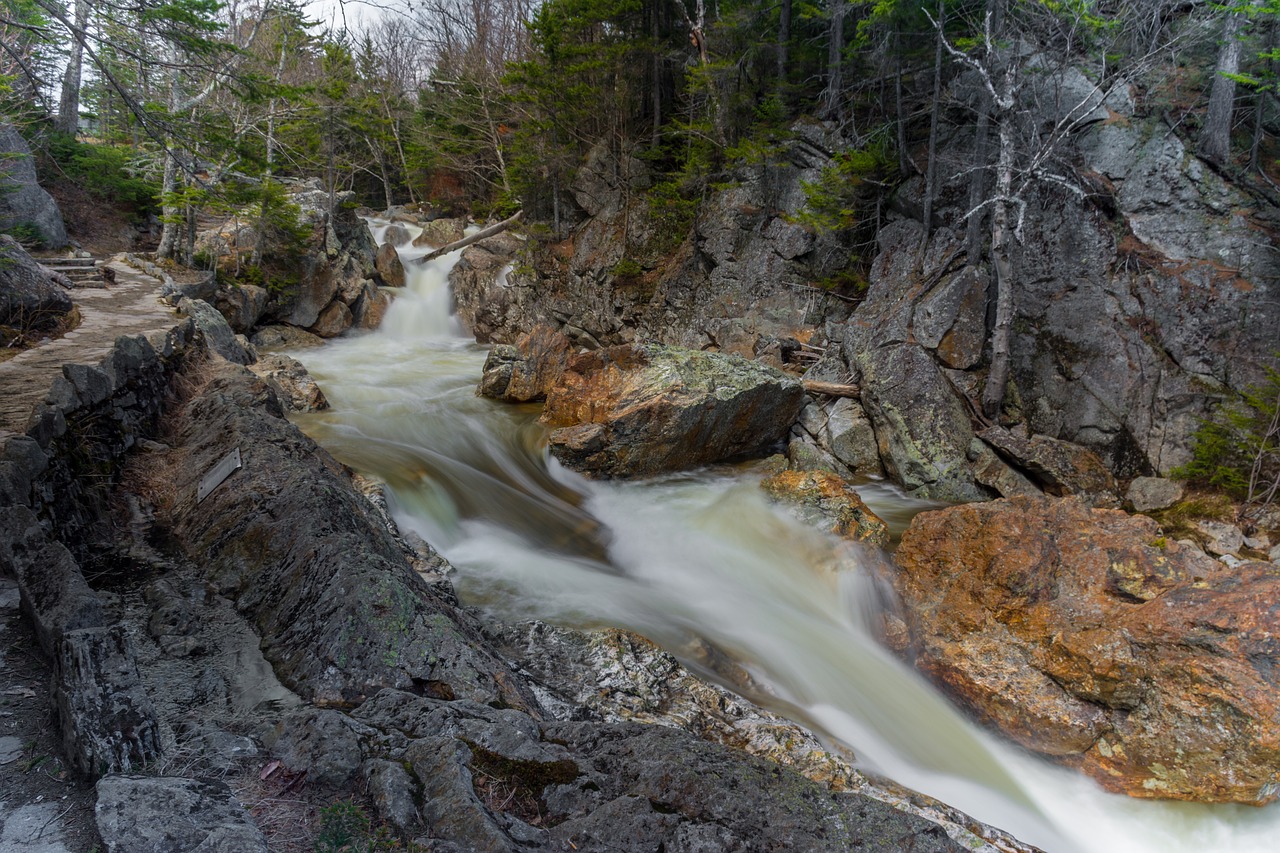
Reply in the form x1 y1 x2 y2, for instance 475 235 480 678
289 220 1280 853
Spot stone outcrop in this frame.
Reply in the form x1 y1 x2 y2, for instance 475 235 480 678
1126 476 1183 512
894 496 1280 803
159 361 538 708
540 343 806 478
95 776 269 853
196 181 391 340
450 131 857 354
0 235 74 338
339 689 968 853
0 123 68 248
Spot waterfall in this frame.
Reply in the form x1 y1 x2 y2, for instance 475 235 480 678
289 219 1280 853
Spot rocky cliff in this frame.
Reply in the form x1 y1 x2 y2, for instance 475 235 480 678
452 87 1278 503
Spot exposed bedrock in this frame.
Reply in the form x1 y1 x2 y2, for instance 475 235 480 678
894 496 1280 804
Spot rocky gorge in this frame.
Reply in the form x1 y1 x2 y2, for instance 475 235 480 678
1 55 1279 853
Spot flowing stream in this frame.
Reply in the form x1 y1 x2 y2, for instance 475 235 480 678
290 221 1280 853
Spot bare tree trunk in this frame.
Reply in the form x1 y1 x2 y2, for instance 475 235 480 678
982 104 1017 420
921 0 946 250
55 0 90 136
1199 8 1247 166
777 0 791 82
651 0 662 143
157 148 182 260
894 29 910 176
818 0 846 121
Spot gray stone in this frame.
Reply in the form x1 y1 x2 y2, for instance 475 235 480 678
375 241 405 287
0 802 79 853
95 775 268 853
214 283 269 333
0 235 74 333
543 344 806 478
0 123 68 247
247 352 329 413
309 298 352 337
408 737 517 853
1270 544 1280 564
269 708 365 787
364 758 420 834
249 323 324 350
177 297 255 365
0 506 104 656
1196 520 1245 557
1127 477 1184 512
0 734 23 764
56 626 163 777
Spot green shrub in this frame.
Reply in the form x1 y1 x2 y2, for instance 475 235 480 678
45 133 158 216
4 221 42 247
314 800 415 852
1173 364 1280 519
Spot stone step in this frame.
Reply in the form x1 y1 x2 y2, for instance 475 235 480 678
41 257 98 268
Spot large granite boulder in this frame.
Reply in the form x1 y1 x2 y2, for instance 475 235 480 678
894 496 1280 803
541 344 806 478
0 123 68 248
0 235 74 335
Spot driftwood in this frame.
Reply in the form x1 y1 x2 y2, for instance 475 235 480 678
801 380 861 399
416 211 523 263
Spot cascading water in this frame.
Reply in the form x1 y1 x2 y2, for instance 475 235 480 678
291 220 1280 853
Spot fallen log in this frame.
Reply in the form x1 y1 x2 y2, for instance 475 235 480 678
801 380 861 398
416 211 523 263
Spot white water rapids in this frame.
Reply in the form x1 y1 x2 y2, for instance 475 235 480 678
289 220 1280 853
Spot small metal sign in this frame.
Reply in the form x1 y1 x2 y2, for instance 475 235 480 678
197 447 242 503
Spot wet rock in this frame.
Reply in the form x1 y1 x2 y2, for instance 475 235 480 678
1195 520 1244 557
761 470 890 546
384 223 412 247
895 496 1280 803
160 362 537 708
375 242 405 287
352 281 393 330
1126 476 1184 512
478 325 573 402
0 236 74 332
0 123 68 248
95 775 267 853
213 283 269 334
541 723 967 853
413 218 466 249
177 297 255 365
250 323 324 350
542 344 806 478
487 623 861 791
452 233 528 344
248 352 329 413
978 426 1118 504
309 298 352 338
